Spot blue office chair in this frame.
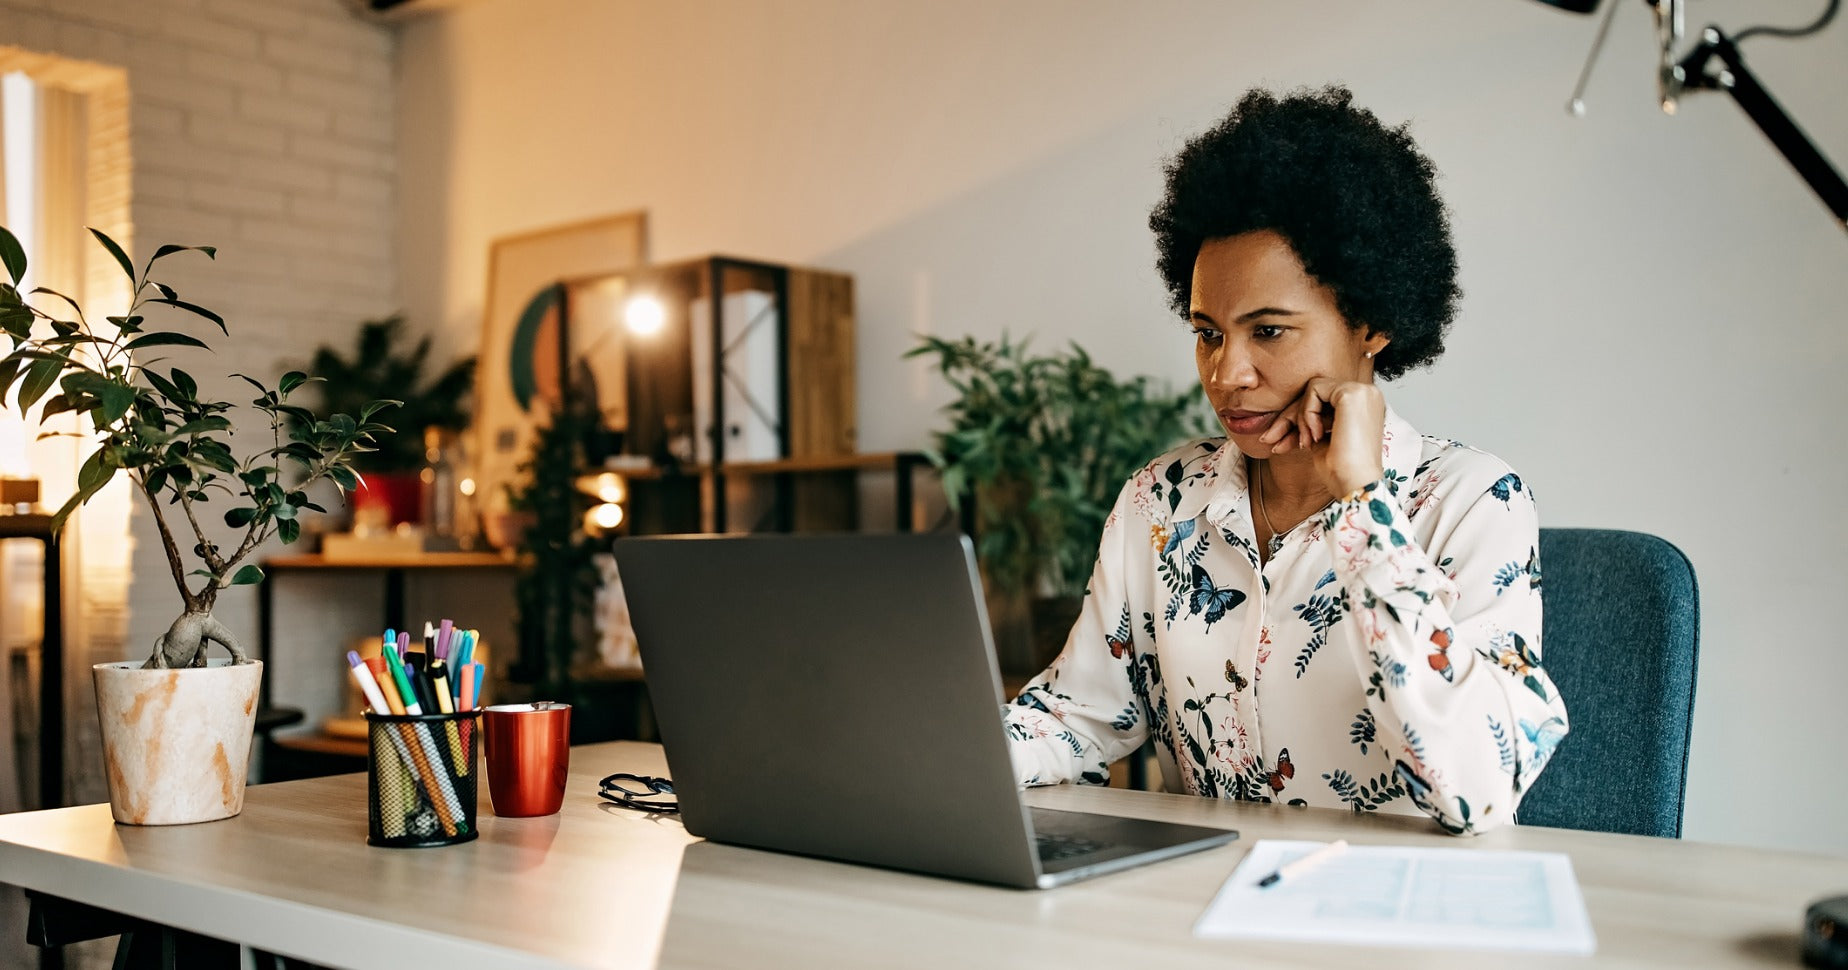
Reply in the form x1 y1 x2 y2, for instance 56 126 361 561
1515 528 1699 838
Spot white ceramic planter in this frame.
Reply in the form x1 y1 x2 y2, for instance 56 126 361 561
92 659 263 826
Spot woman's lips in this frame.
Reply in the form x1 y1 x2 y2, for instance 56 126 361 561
1219 410 1276 436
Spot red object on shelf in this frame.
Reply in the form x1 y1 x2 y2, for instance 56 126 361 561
353 471 423 526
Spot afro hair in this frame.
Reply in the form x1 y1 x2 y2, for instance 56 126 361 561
1149 86 1460 380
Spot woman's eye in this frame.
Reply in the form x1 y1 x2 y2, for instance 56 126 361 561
1254 325 1284 340
1193 328 1223 344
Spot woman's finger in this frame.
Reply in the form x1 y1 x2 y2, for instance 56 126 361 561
1293 380 1322 443
1260 410 1294 445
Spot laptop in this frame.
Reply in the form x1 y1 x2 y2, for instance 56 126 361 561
612 532 1238 889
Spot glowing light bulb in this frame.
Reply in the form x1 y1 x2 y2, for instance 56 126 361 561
625 295 666 336
595 472 626 504
588 502 625 532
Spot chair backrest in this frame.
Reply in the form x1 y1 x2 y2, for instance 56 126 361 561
1516 528 1700 838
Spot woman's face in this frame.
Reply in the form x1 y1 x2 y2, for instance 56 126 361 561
1190 231 1386 458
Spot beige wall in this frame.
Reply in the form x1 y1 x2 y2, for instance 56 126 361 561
399 0 1848 854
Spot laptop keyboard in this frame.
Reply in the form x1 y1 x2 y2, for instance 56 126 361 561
1035 832 1108 862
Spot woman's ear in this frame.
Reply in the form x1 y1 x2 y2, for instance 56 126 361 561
1363 329 1390 360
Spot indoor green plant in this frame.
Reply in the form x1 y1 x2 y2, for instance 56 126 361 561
908 334 1212 670
0 225 393 824
506 379 600 700
305 315 474 527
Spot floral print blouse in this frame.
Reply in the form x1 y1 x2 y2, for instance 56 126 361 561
1003 408 1568 835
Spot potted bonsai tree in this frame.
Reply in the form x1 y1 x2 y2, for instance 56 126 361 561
305 315 474 532
0 224 394 825
908 334 1212 673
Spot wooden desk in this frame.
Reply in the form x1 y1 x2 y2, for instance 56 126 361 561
0 742 1839 969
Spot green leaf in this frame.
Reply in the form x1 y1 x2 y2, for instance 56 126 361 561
191 441 238 473
275 404 317 426
0 306 33 340
229 373 268 395
48 487 91 533
172 369 196 400
0 225 25 285
277 517 301 544
5 347 73 364
229 564 264 586
0 358 20 398
18 358 63 411
152 282 177 301
98 384 136 426
359 399 402 422
38 393 77 419
223 506 257 528
125 332 210 352
173 416 232 436
87 228 136 283
141 369 182 401
27 289 85 328
105 315 145 333
145 297 226 335
77 447 115 493
279 371 308 394
143 244 216 278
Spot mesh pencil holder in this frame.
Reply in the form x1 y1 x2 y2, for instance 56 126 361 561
364 710 482 848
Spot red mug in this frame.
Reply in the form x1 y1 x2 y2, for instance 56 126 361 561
483 702 571 817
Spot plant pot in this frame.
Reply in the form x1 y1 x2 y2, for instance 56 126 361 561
92 659 263 826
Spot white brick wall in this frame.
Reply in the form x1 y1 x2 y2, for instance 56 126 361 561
0 0 398 690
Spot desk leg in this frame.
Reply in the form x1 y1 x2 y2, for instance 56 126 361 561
115 926 239 969
40 534 62 811
27 892 239 970
257 568 275 714
895 455 920 533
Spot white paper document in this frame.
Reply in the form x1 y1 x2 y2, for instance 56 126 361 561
1193 839 1596 954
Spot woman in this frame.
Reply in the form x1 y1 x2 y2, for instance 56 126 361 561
1003 87 1567 835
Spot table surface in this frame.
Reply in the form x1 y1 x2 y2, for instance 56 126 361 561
0 742 1842 969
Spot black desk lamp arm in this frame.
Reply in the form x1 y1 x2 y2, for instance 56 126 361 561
1678 27 1848 227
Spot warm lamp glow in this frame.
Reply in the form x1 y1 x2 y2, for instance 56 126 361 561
593 472 626 504
458 476 477 497
624 295 666 336
587 502 625 533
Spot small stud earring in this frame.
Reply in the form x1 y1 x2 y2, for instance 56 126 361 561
1364 351 1375 359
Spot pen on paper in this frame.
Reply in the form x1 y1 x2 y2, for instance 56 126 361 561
1258 839 1348 889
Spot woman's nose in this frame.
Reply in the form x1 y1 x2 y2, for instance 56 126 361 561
1207 340 1258 390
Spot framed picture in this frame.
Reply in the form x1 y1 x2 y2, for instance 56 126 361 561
473 212 648 518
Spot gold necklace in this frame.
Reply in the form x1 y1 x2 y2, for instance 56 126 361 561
1252 461 1286 557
